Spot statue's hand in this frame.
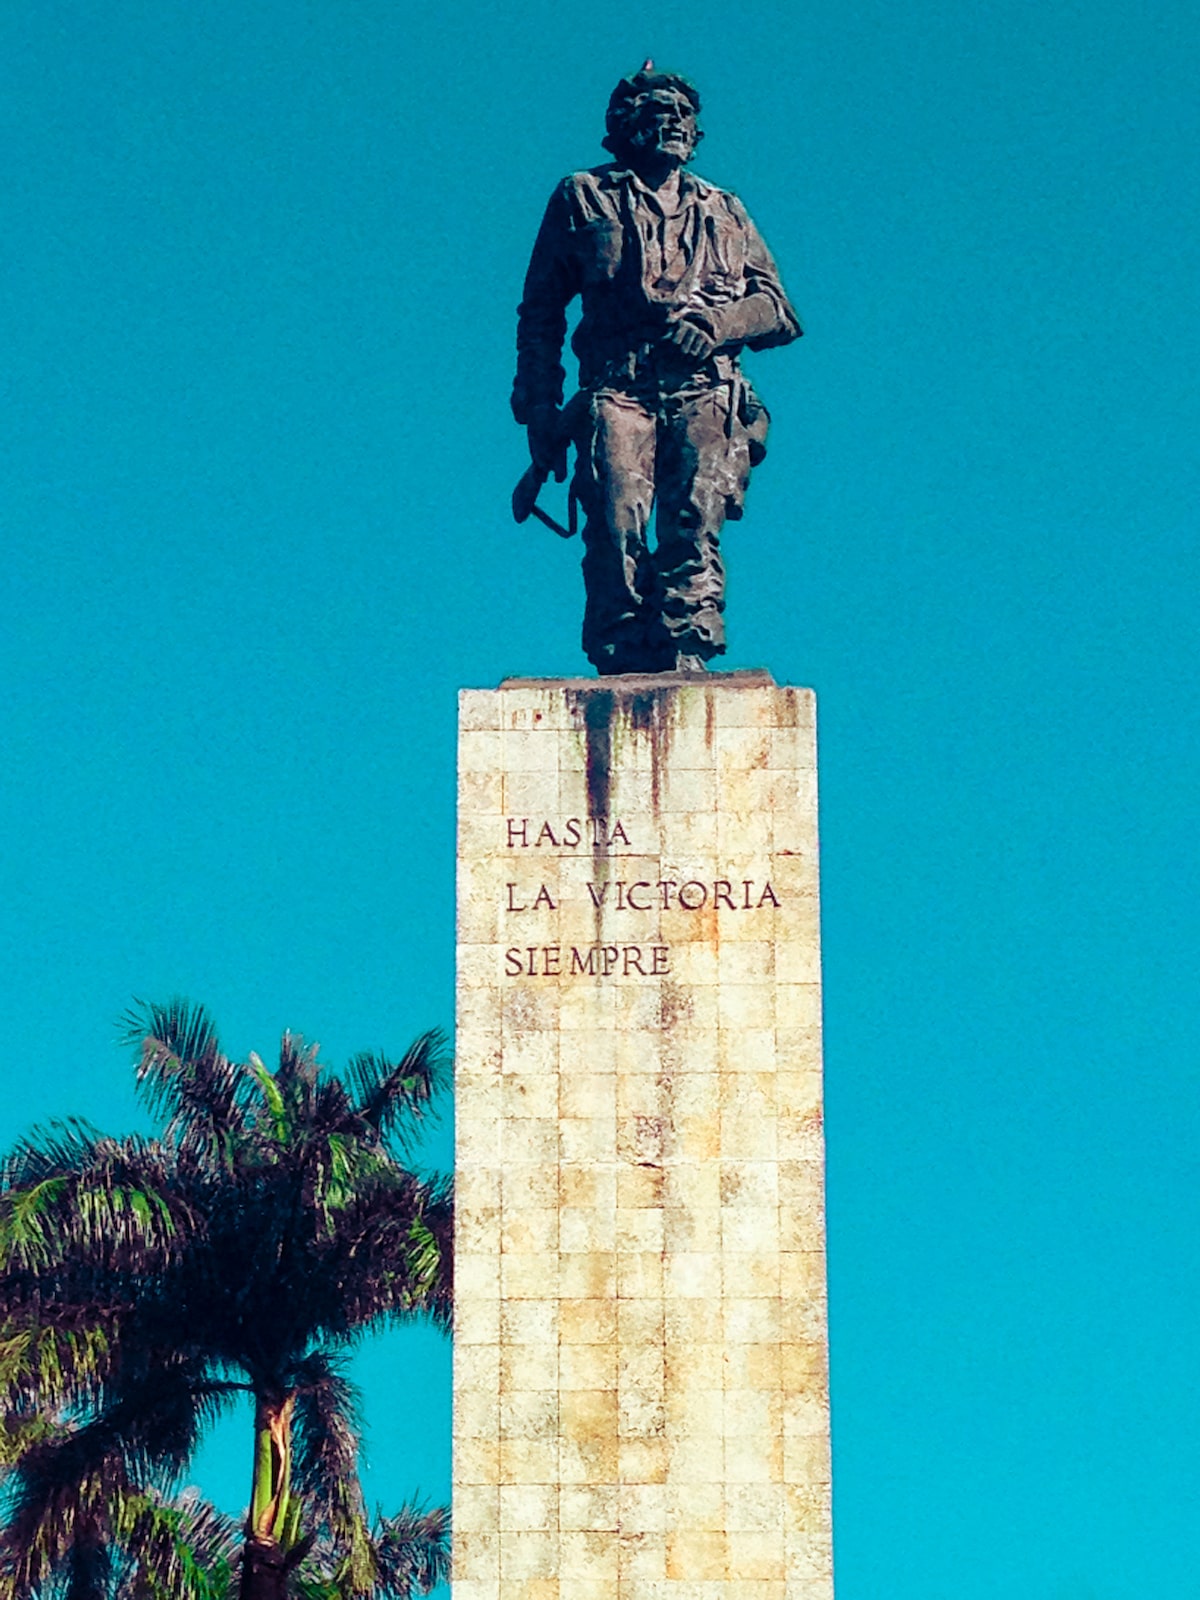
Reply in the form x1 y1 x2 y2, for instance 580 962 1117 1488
527 405 568 482
665 313 718 362
666 296 781 359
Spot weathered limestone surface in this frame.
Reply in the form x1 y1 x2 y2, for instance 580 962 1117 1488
454 673 832 1600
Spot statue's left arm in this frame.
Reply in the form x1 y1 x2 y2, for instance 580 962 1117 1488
731 196 802 349
671 193 802 359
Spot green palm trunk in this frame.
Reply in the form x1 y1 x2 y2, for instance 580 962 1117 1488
241 1390 301 1600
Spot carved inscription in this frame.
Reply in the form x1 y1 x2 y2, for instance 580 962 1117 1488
507 816 631 848
505 944 670 978
505 879 780 914
501 818 786 980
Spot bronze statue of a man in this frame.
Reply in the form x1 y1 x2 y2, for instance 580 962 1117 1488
513 63 801 674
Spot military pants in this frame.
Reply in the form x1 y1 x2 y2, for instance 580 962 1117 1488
572 378 764 674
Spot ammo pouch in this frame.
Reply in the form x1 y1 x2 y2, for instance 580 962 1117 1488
738 377 770 466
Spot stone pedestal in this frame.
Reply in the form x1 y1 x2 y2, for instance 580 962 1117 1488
453 673 832 1600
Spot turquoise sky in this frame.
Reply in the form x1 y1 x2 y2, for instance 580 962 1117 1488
3 2 1199 1596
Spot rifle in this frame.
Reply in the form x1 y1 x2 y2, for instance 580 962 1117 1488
511 393 586 539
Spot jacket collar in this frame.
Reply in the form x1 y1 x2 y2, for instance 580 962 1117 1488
601 163 714 204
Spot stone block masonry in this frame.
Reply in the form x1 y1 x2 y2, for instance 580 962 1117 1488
453 672 833 1600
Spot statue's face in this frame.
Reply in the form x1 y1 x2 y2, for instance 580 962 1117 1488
624 87 699 164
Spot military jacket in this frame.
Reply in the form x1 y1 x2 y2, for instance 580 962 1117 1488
512 164 800 422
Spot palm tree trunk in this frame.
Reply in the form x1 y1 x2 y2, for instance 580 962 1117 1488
240 1390 297 1600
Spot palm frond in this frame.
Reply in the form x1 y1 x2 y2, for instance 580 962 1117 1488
121 1002 243 1164
0 1136 182 1281
105 1361 231 1483
296 1172 453 1340
345 1034 448 1153
0 1120 105 1188
247 1061 288 1149
0 1403 60 1470
423 1189 454 1335
0 1464 236 1600
288 1353 363 1539
371 1506 450 1600
0 1322 116 1418
122 1000 221 1084
0 1438 133 1596
0 1360 231 1600
117 1487 239 1600
275 1035 320 1102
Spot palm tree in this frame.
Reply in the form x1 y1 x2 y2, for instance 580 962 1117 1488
0 1001 453 1600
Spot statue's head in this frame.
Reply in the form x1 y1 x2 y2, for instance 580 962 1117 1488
603 62 703 167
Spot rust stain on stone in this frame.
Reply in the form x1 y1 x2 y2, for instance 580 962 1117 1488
658 981 694 1031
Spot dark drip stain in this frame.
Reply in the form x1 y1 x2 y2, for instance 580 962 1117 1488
563 682 700 951
629 693 659 735
565 689 616 939
567 684 681 828
630 691 664 813
581 690 614 823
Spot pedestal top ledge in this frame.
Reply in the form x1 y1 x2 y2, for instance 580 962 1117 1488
498 668 777 690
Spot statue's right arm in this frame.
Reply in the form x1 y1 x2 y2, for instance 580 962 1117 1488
512 183 581 428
